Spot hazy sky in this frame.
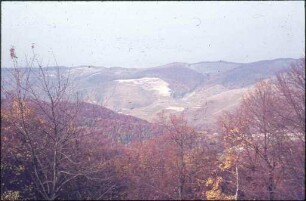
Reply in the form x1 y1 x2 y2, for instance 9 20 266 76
1 1 305 68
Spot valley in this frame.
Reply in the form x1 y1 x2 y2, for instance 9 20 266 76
50 58 298 127
2 58 297 128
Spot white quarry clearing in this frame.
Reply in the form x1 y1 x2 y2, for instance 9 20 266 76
115 77 171 96
166 106 185 111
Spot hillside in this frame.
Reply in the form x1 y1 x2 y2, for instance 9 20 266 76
1 58 298 127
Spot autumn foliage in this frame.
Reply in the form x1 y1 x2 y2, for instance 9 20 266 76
1 48 305 200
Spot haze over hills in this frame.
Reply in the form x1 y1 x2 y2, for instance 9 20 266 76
1 58 298 128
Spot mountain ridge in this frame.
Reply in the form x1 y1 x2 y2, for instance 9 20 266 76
1 58 299 128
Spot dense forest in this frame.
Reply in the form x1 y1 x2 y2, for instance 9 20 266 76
1 52 305 200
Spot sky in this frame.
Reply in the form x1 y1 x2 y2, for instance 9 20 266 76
1 1 305 68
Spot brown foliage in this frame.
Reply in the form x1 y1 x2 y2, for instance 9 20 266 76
217 58 305 200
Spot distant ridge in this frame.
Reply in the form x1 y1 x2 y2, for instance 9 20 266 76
1 58 299 128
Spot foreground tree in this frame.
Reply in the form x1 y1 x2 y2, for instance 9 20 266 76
217 58 305 200
1 46 120 200
121 113 220 200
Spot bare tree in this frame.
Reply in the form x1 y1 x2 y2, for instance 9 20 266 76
217 58 305 200
2 46 115 200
